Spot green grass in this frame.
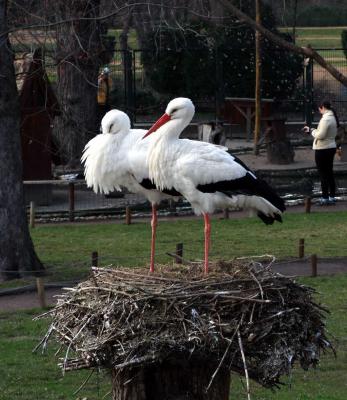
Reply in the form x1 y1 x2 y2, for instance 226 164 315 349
1 274 346 399
279 26 347 66
109 26 347 51
26 211 347 283
280 26 345 50
107 28 138 49
0 309 110 400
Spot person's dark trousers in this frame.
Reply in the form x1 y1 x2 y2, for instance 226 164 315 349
315 148 336 199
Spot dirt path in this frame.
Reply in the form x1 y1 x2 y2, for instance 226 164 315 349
0 288 62 312
1 256 347 312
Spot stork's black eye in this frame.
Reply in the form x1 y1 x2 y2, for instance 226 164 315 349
109 123 114 133
171 108 178 114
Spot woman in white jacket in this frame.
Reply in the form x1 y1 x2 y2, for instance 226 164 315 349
303 100 339 205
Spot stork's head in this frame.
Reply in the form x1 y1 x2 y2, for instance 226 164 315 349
101 110 131 135
142 98 195 139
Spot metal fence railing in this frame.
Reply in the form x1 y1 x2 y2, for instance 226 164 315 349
24 176 347 223
312 49 347 121
24 180 190 223
103 48 347 124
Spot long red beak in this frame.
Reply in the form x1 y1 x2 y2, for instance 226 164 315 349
142 113 171 139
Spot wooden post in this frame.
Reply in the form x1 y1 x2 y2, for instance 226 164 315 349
125 206 132 225
311 254 317 277
223 208 229 219
304 197 311 213
298 238 305 258
92 251 98 267
176 243 183 264
29 201 35 228
254 0 262 155
36 277 46 308
68 182 75 222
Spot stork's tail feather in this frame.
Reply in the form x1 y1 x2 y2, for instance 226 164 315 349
257 211 283 225
241 177 285 225
254 178 286 213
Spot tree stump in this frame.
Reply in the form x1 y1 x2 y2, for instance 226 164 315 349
112 361 230 400
265 118 294 164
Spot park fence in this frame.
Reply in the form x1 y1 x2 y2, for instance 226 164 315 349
24 179 191 223
40 47 347 125
98 48 347 124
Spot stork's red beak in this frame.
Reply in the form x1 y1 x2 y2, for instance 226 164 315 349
142 113 171 139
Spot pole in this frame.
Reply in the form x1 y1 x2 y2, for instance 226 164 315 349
254 0 262 155
215 45 224 121
29 201 35 228
92 251 99 267
304 197 311 213
68 182 75 222
298 238 305 258
293 0 298 45
125 206 132 225
176 243 183 264
223 208 229 219
304 57 313 127
36 277 47 308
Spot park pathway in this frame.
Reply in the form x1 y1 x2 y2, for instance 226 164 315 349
1 255 347 312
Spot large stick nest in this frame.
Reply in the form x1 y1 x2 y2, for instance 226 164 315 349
38 260 332 389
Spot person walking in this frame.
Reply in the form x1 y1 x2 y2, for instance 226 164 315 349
303 100 339 205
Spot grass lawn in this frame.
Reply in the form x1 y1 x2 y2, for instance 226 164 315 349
24 210 347 283
107 28 138 49
280 26 346 53
279 27 347 66
0 309 111 400
109 26 346 51
0 274 346 399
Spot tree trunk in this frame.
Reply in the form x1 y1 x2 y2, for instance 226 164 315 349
0 0 44 280
112 361 230 400
265 119 294 164
120 11 135 122
52 0 103 167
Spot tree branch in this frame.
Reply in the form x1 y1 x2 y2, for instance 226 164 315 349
216 0 347 87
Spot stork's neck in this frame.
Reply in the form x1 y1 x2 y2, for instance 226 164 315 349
147 119 186 191
163 118 188 139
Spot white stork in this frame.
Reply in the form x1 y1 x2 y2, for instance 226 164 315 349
81 109 180 272
142 98 286 273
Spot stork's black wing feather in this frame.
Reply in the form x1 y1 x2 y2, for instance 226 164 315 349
139 178 181 197
197 172 286 214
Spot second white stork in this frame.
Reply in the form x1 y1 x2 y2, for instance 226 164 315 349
142 98 286 273
81 109 180 272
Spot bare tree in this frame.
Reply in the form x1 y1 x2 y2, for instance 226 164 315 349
0 0 44 280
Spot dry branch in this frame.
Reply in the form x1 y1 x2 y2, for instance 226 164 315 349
217 0 347 87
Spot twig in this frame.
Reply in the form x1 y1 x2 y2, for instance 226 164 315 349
73 369 94 395
238 331 251 400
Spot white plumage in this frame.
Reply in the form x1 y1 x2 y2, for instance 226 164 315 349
81 109 180 272
143 98 286 273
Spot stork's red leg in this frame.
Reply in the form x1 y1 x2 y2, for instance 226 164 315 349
203 213 211 274
150 203 158 273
